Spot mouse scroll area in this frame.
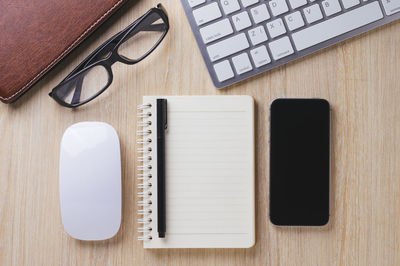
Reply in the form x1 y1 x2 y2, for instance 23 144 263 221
59 122 121 241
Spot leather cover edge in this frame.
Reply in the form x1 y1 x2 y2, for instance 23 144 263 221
0 0 127 104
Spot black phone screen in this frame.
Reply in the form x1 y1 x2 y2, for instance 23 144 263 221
270 99 330 226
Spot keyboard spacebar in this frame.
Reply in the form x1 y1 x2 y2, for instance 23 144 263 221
292 2 383 51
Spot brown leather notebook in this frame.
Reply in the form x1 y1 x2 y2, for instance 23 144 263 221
0 0 128 103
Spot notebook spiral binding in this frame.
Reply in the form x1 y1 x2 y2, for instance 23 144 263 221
137 103 153 241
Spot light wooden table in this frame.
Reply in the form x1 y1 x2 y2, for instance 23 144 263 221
1 1 399 265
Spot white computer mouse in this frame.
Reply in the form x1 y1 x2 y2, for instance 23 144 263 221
59 122 121 241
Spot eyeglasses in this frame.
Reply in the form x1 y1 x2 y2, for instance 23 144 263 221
49 4 169 108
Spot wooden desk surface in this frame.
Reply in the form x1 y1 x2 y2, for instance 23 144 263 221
1 1 399 265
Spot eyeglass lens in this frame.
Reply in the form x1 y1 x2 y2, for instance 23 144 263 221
54 65 109 105
117 12 166 61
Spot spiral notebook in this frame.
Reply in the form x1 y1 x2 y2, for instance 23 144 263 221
136 96 255 248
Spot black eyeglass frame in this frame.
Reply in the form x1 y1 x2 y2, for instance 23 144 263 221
49 4 169 108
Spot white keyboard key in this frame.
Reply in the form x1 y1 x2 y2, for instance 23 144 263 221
220 0 241 15
241 0 259 7
250 45 271 67
322 0 342 16
269 0 289 16
380 0 400 15
269 36 294 60
250 4 271 24
207 33 250 62
288 0 308 9
292 2 384 51
214 60 235 82
285 11 305 31
341 0 361 8
188 0 206 8
232 11 252 31
193 2 222 26
267 18 286 38
200 18 233 44
303 4 324 24
248 25 268 45
232 53 253 74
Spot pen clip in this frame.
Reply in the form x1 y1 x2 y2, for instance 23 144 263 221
163 100 167 130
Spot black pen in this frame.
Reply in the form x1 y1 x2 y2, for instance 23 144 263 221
156 99 167 238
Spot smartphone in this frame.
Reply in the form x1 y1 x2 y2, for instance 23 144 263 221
269 99 330 226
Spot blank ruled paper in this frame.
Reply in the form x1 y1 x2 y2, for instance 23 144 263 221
143 96 255 248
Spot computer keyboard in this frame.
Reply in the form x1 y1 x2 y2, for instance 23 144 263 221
181 0 400 88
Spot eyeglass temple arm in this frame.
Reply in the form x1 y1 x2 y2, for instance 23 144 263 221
80 22 165 69
82 23 165 66
52 75 83 104
93 24 166 58
67 9 167 73
70 76 84 105
63 15 144 78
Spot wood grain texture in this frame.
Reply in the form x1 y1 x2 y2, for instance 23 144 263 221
0 1 399 265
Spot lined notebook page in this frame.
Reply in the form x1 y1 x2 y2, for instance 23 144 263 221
143 96 254 248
